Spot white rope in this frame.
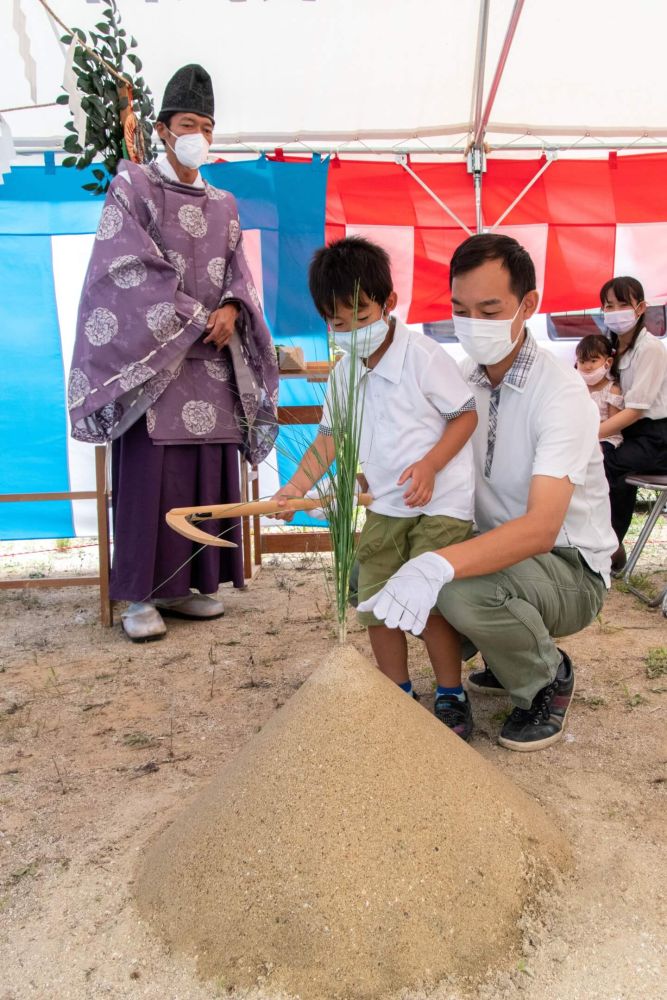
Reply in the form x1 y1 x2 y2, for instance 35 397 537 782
398 157 473 236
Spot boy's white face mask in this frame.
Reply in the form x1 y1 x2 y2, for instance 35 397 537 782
604 308 638 336
332 316 389 357
452 302 524 365
167 129 210 169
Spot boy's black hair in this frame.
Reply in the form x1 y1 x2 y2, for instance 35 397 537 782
599 275 646 378
308 236 393 318
575 333 614 363
449 233 536 301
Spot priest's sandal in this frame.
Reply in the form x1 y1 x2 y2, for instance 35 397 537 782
154 593 225 620
121 602 167 642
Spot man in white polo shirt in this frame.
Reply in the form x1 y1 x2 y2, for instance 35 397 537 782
359 234 617 751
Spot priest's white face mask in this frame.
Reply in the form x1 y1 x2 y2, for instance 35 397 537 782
166 128 210 170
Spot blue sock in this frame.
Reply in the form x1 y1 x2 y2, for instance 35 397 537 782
398 680 413 695
436 684 465 702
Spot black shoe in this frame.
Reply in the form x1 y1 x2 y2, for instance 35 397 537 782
611 543 627 577
498 651 575 752
466 661 506 696
434 692 473 741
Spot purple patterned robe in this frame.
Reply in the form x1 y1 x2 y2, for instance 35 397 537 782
68 162 279 601
69 160 278 463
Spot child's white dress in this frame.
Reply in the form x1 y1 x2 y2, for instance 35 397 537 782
590 380 623 447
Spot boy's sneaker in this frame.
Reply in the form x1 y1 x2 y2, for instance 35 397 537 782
434 692 473 742
466 661 506 696
498 651 575 752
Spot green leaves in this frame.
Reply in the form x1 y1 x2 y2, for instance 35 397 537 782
63 134 82 154
58 0 156 196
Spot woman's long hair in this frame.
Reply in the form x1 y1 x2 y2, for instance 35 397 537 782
599 276 646 379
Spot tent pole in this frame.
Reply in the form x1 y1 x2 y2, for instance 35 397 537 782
469 0 526 232
474 0 526 148
469 0 491 233
470 0 491 140
469 147 485 234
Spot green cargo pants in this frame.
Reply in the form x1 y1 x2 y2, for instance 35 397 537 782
436 547 607 709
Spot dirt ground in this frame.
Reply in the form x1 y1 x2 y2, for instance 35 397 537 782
0 547 665 1000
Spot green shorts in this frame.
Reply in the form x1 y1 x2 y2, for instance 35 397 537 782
356 510 473 628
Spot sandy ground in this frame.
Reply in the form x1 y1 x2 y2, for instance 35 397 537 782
0 542 666 1000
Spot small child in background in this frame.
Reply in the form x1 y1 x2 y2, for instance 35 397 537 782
575 334 624 453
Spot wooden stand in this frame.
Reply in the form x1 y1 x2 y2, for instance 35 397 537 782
0 446 113 626
0 376 333 620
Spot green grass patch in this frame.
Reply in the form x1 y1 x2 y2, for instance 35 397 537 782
615 572 658 599
645 647 667 679
122 731 157 749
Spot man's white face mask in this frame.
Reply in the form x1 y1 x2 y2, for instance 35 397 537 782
167 128 210 170
452 301 525 365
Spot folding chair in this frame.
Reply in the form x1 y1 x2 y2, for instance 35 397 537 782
619 474 667 617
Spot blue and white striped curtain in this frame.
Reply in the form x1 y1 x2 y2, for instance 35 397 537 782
0 156 330 539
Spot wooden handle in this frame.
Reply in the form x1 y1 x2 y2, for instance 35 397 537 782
168 493 372 521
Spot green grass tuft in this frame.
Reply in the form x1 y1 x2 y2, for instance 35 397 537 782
645 647 667 679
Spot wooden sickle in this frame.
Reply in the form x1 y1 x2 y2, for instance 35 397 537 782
165 494 372 548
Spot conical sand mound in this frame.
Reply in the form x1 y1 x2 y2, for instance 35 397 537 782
136 646 570 999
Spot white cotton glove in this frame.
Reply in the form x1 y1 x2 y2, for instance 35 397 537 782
357 551 455 635
304 486 328 521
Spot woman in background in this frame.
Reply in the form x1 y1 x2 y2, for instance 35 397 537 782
598 277 667 572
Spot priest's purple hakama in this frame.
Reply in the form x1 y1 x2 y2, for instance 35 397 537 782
68 160 278 602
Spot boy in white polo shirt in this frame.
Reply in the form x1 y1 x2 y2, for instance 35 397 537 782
272 237 478 738
359 234 617 752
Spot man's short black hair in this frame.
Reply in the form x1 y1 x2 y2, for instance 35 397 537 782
308 236 393 318
449 234 537 301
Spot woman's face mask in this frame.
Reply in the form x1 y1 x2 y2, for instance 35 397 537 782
603 307 639 336
166 128 210 170
452 301 525 365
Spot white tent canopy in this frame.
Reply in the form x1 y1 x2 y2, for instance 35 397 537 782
2 0 667 156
